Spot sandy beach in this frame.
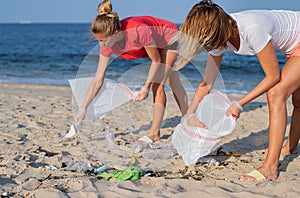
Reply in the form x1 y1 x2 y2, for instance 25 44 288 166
0 82 300 197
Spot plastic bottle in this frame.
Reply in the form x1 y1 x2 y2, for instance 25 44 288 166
93 164 107 174
105 126 116 148
66 161 92 172
132 141 148 154
197 157 220 166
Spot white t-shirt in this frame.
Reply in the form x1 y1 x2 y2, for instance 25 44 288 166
210 10 300 56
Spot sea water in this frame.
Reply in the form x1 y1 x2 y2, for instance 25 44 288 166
0 23 286 94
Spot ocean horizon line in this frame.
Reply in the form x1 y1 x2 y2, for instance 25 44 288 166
0 21 183 26
0 22 91 25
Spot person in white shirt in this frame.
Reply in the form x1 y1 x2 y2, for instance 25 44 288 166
176 0 300 181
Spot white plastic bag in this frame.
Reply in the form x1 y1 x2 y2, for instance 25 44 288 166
172 91 236 166
69 77 138 120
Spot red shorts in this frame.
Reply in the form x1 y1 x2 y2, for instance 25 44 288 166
286 43 300 60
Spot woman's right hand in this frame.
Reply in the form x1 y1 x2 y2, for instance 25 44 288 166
135 87 150 101
183 114 207 128
75 110 86 126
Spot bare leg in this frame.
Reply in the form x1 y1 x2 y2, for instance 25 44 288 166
168 70 189 115
145 49 188 141
282 87 300 154
146 83 166 141
144 50 169 142
240 56 300 181
164 49 188 115
264 87 300 155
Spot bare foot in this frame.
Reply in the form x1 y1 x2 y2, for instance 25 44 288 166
281 144 298 155
147 134 161 142
136 131 160 143
262 146 297 156
240 166 277 181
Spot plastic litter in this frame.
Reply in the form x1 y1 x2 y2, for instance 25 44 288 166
65 124 81 138
132 141 149 154
93 164 108 174
65 161 92 172
97 166 143 181
172 91 236 166
197 157 220 166
44 165 58 170
105 126 116 148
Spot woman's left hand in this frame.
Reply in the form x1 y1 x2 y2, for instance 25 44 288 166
226 101 242 118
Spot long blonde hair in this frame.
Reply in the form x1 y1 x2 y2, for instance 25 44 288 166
91 0 120 36
175 0 235 70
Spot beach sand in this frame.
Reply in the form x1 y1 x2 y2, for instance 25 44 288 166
0 82 299 197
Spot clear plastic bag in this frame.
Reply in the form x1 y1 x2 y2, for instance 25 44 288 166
172 91 236 166
65 161 92 172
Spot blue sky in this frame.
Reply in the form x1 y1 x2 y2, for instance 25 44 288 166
1 0 299 23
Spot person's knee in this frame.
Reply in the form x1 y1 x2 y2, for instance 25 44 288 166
267 87 288 104
152 83 165 94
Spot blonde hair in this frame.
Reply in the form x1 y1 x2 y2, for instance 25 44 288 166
91 0 120 36
175 0 236 70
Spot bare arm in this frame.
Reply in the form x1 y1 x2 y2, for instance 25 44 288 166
226 41 281 116
135 44 162 101
187 53 223 114
144 45 162 87
238 41 281 106
75 54 110 125
81 54 110 110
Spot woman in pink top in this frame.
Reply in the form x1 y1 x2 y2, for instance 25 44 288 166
75 0 188 144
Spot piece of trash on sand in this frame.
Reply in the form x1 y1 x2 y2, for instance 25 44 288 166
35 147 60 157
65 161 91 172
93 164 108 174
197 157 220 166
97 166 144 181
105 126 116 148
65 124 81 138
132 141 150 154
45 165 58 170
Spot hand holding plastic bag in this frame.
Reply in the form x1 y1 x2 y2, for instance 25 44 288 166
172 91 237 166
184 113 207 129
226 100 243 118
69 77 138 120
75 110 86 126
